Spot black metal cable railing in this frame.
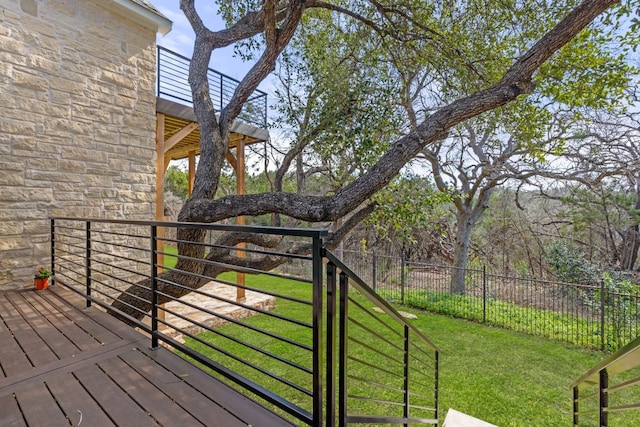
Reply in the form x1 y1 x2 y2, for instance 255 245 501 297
50 218 441 426
325 251 440 426
157 46 268 128
571 334 640 426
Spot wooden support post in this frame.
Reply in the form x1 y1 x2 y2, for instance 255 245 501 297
236 138 246 302
155 113 167 327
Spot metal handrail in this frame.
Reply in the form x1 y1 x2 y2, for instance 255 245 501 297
325 250 440 425
51 218 324 426
326 251 440 353
571 334 640 426
157 46 268 127
52 216 327 238
49 218 440 426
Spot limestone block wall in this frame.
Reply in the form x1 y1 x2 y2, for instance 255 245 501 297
0 0 159 290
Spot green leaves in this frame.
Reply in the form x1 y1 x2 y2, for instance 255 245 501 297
366 174 452 246
165 165 189 199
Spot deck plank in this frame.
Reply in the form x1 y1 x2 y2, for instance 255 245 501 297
0 296 58 367
73 363 159 427
98 355 209 427
0 331 32 378
119 349 248 426
46 372 116 427
24 291 102 351
0 335 147 395
139 346 297 427
5 292 79 359
14 382 69 426
39 288 122 345
0 286 293 427
0 394 26 427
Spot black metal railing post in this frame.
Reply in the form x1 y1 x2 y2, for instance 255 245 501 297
401 254 406 304
156 48 161 97
372 251 377 291
338 270 349 427
263 94 268 127
482 265 487 323
434 351 439 423
573 386 579 426
311 236 324 427
403 325 410 427
150 225 159 349
85 221 91 308
600 369 608 427
326 262 337 427
601 279 606 351
50 219 56 286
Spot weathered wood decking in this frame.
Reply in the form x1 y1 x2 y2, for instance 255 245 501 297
0 285 291 426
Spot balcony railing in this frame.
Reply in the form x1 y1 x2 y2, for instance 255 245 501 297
49 217 440 426
157 46 268 128
571 334 640 426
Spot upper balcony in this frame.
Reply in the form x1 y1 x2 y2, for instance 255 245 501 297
155 46 269 161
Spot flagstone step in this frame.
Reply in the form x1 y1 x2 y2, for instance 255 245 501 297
443 409 497 427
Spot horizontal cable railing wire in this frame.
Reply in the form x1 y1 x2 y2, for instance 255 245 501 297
50 218 327 426
325 251 440 426
341 250 640 352
157 46 268 128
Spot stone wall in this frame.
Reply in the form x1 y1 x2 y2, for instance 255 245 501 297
0 0 158 290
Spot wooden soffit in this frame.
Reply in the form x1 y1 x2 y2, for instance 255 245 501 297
156 97 269 161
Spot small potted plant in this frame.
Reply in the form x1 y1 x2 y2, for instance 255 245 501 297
34 267 52 290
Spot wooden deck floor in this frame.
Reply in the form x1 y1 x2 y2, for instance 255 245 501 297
0 286 292 426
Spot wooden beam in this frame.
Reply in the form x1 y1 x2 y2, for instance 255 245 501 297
225 149 237 170
188 150 196 195
164 121 199 152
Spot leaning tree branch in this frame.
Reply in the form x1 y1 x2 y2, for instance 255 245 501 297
185 0 617 223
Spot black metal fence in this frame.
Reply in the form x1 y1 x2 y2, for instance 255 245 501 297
157 46 268 127
50 218 439 426
342 251 640 352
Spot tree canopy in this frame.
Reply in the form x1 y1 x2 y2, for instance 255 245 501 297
112 0 640 319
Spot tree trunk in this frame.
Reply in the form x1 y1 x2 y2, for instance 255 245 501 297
450 216 474 294
620 186 640 270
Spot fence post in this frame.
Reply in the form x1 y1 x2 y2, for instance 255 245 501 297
482 265 487 324
573 386 579 426
85 221 91 308
401 254 406 305
600 279 606 351
372 251 377 292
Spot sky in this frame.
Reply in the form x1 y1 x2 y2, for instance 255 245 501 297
151 0 267 88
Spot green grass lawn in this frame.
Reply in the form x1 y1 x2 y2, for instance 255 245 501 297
161 247 639 425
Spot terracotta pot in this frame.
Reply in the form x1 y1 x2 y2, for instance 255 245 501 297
34 278 49 290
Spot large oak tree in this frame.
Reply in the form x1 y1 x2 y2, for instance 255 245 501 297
113 0 632 319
